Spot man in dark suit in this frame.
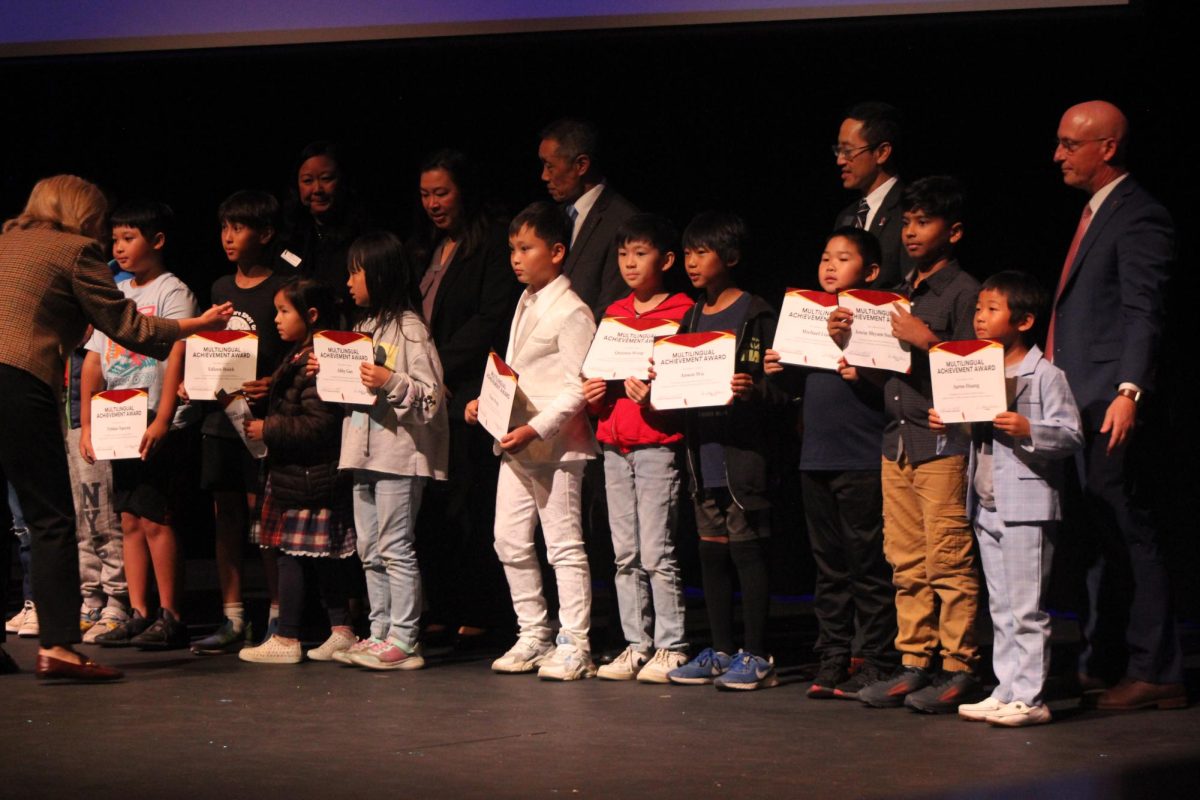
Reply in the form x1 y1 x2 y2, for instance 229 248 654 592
538 119 637 320
1049 100 1184 710
832 101 911 289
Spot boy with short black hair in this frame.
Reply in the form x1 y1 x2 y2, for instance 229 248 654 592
665 211 786 691
465 200 599 680
931 271 1082 727
829 176 984 712
583 213 693 682
81 200 197 649
189 190 288 654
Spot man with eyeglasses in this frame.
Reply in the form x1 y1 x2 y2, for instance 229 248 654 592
832 101 911 289
1048 100 1184 711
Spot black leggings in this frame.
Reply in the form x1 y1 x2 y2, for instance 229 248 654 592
276 553 355 639
698 537 770 656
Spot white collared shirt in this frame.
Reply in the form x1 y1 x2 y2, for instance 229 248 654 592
1088 172 1128 214
862 175 898 230
569 183 605 245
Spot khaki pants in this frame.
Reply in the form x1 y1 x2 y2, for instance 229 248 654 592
881 454 978 672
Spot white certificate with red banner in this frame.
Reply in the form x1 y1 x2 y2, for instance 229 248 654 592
773 289 843 370
184 331 258 400
313 330 376 405
582 316 679 380
90 389 148 460
840 289 912 374
650 331 736 410
930 339 1007 423
478 351 519 442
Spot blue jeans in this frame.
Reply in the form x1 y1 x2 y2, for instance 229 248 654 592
353 471 427 647
603 445 686 651
8 482 32 602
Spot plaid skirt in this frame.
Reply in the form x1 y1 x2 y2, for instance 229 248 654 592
250 477 356 558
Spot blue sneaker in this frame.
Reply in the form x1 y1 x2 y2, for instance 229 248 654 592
714 650 779 691
667 647 733 685
191 618 252 655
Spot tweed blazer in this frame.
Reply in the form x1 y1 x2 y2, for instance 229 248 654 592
0 226 179 388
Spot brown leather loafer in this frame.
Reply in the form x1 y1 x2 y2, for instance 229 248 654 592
35 653 123 682
1096 678 1186 711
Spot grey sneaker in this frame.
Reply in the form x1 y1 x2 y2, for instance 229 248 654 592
492 637 554 674
597 646 650 681
537 633 597 681
96 609 152 647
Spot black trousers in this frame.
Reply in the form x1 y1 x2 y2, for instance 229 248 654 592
801 469 898 668
1071 427 1182 684
0 365 82 647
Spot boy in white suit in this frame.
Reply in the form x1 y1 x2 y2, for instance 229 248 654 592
466 201 599 680
930 271 1083 726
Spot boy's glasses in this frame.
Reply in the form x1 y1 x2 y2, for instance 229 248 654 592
1054 137 1111 153
831 143 877 160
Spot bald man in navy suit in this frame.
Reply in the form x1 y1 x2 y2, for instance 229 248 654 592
1048 100 1184 711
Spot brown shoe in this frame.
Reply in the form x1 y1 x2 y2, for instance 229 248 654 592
1096 678 1186 711
35 652 123 682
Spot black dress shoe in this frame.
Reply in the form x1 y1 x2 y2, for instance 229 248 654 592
35 652 123 681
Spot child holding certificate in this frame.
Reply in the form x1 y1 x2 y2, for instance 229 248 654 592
329 232 447 670
581 214 693 682
189 191 288 655
930 272 1082 727
764 227 898 700
80 201 198 649
465 202 599 680
237 279 357 665
828 176 984 713
665 211 786 691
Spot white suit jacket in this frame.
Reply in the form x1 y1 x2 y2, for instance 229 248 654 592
499 274 598 464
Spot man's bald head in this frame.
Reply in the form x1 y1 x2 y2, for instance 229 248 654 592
1055 100 1130 194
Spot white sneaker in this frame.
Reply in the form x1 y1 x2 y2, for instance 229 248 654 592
597 646 650 681
537 634 597 681
238 634 302 664
82 607 130 644
307 629 358 662
333 636 382 665
18 603 38 638
492 637 554 674
637 649 689 684
5 600 34 634
986 700 1052 728
957 695 1008 722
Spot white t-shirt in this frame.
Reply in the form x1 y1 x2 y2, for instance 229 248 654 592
86 272 198 428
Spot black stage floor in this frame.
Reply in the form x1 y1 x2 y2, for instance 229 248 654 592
3 612 1198 799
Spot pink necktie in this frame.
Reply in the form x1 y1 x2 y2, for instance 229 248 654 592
1046 204 1093 362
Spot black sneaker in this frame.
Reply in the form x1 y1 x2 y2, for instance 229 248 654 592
833 661 892 701
807 660 849 699
859 665 932 708
131 609 188 650
904 670 985 714
95 609 152 648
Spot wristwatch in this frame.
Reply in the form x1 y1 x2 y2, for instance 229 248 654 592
1117 387 1142 403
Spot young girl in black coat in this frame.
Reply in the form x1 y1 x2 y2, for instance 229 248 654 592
239 278 357 664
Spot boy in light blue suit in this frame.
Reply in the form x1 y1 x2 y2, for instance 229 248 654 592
930 271 1082 727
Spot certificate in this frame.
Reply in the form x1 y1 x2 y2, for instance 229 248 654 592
840 289 912 374
773 289 843 370
582 316 679 380
184 331 258 400
650 331 736 410
930 339 1007 423
218 390 268 459
313 330 376 405
90 389 148 460
477 351 519 442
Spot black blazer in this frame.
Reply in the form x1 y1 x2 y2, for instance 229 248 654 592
426 222 522 417
1050 176 1172 430
564 186 638 320
834 179 911 290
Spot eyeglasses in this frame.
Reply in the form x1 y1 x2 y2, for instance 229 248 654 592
831 143 877 160
1055 137 1111 154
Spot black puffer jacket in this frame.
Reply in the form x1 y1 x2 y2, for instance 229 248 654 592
262 346 347 509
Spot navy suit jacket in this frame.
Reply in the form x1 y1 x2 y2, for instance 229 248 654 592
1050 176 1173 431
564 186 637 320
834 179 912 290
